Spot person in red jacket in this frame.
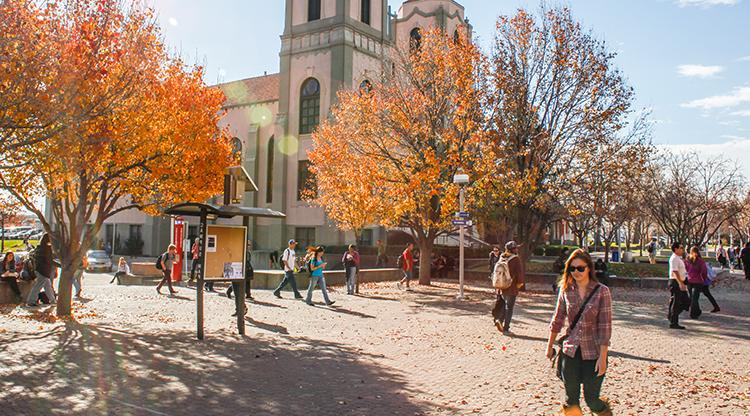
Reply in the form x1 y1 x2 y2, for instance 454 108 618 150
397 242 414 291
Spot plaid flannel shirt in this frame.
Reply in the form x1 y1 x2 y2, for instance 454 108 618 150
550 281 612 360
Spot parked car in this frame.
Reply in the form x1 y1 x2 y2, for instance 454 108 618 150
86 250 112 272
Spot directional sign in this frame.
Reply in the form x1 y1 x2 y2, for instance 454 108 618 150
452 219 473 227
456 211 470 219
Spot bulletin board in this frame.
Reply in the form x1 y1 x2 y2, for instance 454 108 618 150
204 225 247 279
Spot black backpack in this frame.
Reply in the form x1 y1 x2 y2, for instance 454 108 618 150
155 253 165 270
647 243 654 254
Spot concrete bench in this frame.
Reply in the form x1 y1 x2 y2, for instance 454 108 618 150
0 279 33 304
130 262 162 278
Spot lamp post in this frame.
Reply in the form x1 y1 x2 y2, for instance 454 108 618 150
453 172 469 300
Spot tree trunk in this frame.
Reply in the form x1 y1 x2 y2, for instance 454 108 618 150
56 263 74 316
417 238 433 286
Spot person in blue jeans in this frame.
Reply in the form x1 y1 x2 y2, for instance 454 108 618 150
306 246 335 306
273 239 303 299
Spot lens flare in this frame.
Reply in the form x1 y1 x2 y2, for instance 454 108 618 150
278 135 299 155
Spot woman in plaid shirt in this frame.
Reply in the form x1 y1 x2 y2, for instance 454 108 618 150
546 249 613 416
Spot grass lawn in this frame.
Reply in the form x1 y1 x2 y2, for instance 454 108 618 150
0 239 39 252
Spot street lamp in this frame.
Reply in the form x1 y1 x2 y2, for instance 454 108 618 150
453 172 469 300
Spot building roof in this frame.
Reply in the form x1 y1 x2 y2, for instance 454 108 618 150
216 73 280 107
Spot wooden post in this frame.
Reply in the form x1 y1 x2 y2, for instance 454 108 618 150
197 208 207 340
237 281 246 335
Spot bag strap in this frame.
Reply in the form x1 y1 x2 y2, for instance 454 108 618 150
568 284 601 333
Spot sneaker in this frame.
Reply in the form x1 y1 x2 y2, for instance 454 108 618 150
294 294 303 299
669 324 686 330
405 287 413 292
273 291 282 299
494 320 504 333
156 288 162 295
326 301 335 306
711 307 720 313
306 301 314 306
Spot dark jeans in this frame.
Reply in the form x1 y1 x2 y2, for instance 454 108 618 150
156 269 176 294
687 283 703 319
190 259 201 280
700 285 719 310
491 293 516 331
274 270 301 297
1 276 21 299
227 278 251 298
668 280 687 325
561 348 608 412
375 255 388 268
745 263 750 280
110 271 126 284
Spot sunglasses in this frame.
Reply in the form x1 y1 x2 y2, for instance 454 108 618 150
570 265 588 273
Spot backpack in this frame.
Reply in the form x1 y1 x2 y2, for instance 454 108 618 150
396 253 404 269
20 258 36 281
647 243 654 254
155 253 165 270
492 255 517 289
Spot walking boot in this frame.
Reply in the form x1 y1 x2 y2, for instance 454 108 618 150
560 405 583 416
593 398 613 416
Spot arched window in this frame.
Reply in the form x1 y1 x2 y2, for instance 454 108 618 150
266 136 274 204
359 79 372 94
453 28 461 44
299 78 320 135
360 0 370 25
410 27 422 51
308 0 321 22
231 137 242 160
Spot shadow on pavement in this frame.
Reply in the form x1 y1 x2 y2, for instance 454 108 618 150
245 317 289 335
0 322 442 416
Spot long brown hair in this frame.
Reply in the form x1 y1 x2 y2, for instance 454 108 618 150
557 249 598 291
688 246 701 263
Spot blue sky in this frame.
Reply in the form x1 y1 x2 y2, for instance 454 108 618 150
152 0 750 173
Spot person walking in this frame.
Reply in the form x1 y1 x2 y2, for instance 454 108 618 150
375 240 388 268
489 246 501 276
491 241 525 334
111 257 130 285
1 251 22 303
727 245 736 272
227 241 254 301
189 238 201 283
646 238 658 265
156 244 179 296
273 240 303 299
25 234 57 306
667 242 689 329
716 244 728 270
396 242 415 291
71 255 87 298
741 242 750 280
701 261 721 313
594 258 610 287
306 246 335 306
546 249 613 416
342 244 360 295
685 246 708 319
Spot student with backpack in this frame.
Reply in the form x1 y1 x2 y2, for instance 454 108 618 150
25 233 57 307
646 238 658 264
273 240 303 299
396 242 415 291
305 246 334 306
491 241 525 334
155 244 179 296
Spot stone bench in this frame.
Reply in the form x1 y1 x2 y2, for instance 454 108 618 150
0 279 33 304
130 262 162 278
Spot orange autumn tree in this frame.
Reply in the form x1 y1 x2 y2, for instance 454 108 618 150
310 28 492 285
0 0 233 315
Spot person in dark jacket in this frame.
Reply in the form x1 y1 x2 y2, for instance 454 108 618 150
491 241 525 334
25 234 57 306
742 242 750 280
0 251 21 302
489 246 501 274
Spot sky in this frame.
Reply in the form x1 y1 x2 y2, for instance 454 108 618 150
151 0 750 176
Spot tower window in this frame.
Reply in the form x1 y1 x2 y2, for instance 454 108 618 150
299 78 320 135
297 160 317 200
266 136 274 204
308 0 321 22
410 27 422 51
231 137 242 161
361 0 370 25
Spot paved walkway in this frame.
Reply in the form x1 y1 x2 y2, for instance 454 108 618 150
0 271 748 415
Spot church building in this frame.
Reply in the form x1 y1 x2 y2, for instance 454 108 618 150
214 0 471 251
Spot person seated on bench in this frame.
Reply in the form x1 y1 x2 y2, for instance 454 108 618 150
110 257 131 285
1 251 22 303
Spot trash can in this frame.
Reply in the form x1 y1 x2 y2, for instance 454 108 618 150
611 250 620 262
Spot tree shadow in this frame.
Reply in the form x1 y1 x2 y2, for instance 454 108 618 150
0 322 446 415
